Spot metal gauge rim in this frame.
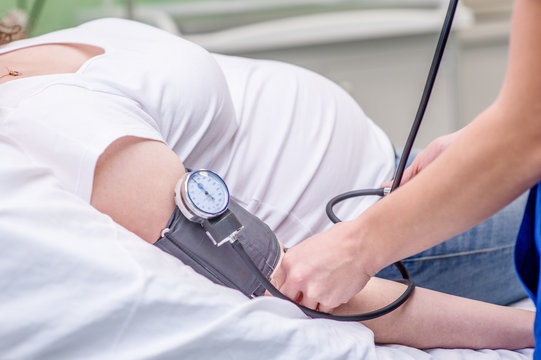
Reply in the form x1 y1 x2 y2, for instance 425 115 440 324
175 169 230 222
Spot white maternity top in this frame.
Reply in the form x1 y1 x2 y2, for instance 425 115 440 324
0 18 394 247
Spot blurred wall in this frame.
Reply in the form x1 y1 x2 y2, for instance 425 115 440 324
0 0 191 36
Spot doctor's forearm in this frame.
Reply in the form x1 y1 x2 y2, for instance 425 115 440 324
358 102 541 276
358 0 541 274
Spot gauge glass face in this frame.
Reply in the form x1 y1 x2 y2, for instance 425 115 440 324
186 171 229 215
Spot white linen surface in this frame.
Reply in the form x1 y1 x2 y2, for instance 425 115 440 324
0 134 533 359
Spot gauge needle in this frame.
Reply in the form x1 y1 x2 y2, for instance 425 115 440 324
196 181 215 200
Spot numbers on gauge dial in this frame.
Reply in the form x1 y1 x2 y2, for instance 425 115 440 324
186 171 228 215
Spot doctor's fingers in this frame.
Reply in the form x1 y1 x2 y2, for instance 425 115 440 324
279 283 317 311
398 163 421 185
381 163 420 188
272 266 339 312
279 276 331 311
300 289 338 313
269 262 305 303
270 264 286 292
274 267 316 307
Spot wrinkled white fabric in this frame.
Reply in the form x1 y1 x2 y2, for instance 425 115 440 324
0 18 394 247
212 54 395 246
0 135 379 359
0 131 533 360
1 135 532 359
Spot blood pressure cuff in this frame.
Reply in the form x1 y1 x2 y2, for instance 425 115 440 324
154 200 281 297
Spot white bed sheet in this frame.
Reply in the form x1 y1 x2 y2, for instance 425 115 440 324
0 134 533 359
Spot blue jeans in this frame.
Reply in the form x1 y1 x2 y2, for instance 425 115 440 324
376 150 529 305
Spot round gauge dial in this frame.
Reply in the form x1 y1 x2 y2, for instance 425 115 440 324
186 170 229 216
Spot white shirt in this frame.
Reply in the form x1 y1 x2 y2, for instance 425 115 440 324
0 18 394 247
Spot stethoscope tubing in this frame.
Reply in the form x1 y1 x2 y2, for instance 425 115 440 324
232 240 415 321
237 0 460 321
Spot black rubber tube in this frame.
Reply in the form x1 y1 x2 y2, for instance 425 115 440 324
392 0 460 191
232 241 415 321
232 0 459 322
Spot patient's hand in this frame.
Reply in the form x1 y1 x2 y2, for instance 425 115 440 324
382 129 463 188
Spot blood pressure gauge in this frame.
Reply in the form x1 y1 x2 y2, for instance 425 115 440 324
175 170 230 223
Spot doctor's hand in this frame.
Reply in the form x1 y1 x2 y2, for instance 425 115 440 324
382 129 463 188
271 221 375 313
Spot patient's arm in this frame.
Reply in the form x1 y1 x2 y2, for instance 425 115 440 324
332 277 534 349
91 136 534 350
91 136 185 243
